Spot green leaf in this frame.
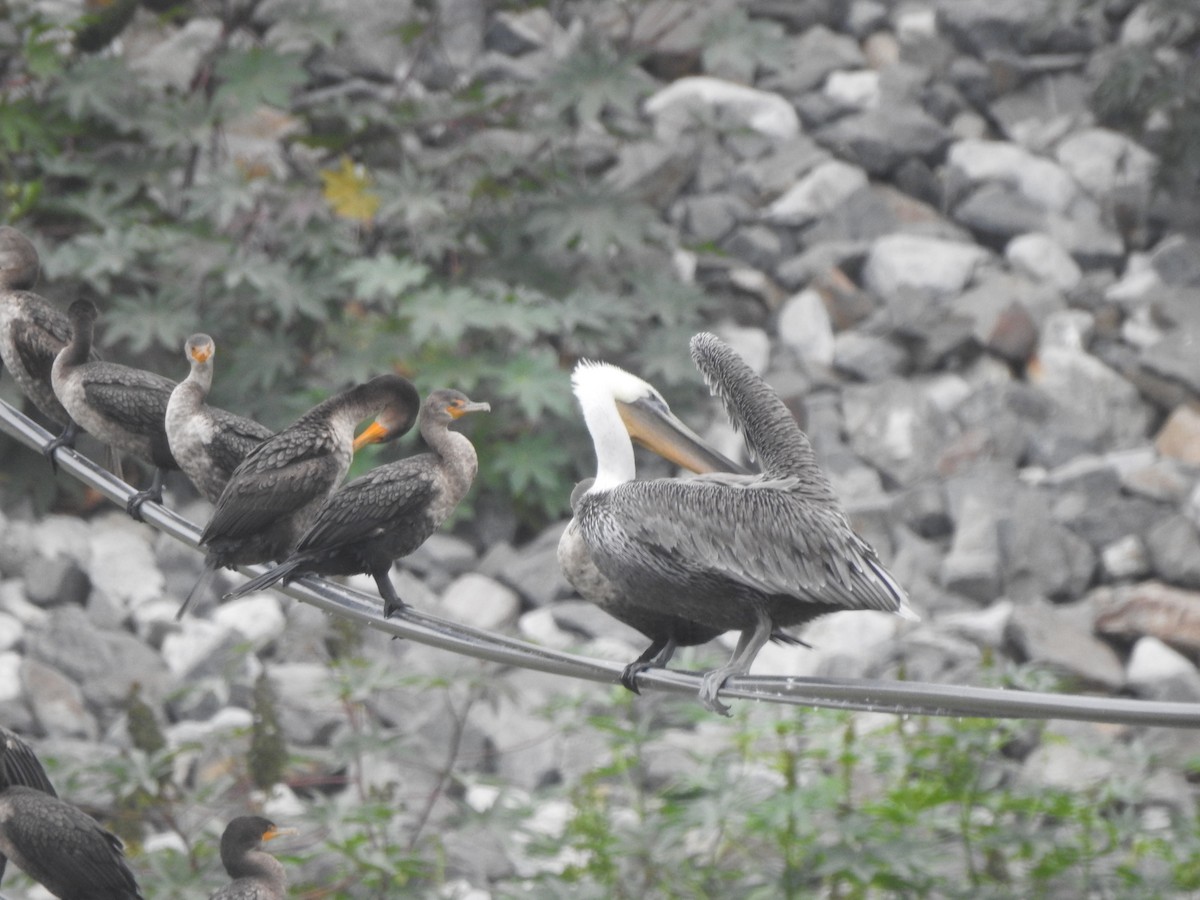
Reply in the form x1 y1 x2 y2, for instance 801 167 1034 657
341 253 429 304
401 284 496 345
213 48 308 116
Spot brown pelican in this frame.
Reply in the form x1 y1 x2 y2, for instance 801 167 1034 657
556 375 805 692
210 816 293 900
572 333 915 714
0 226 86 427
177 373 421 618
165 333 273 502
222 388 489 617
0 727 143 899
46 299 179 519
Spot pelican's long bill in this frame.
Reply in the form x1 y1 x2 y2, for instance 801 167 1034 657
616 397 750 477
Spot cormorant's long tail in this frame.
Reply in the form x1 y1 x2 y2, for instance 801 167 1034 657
223 559 304 603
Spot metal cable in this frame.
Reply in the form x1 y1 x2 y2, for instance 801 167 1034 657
3 398 1198 729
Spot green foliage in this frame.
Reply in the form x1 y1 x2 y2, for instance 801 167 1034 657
249 671 289 791
1086 0 1200 208
0 0 718 526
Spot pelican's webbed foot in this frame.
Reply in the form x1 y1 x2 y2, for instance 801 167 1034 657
697 610 774 717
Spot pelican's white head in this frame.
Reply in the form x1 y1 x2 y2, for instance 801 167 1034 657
571 361 662 492
571 359 744 494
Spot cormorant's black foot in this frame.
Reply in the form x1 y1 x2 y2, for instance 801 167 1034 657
619 661 654 694
383 597 408 619
125 487 161 522
43 422 79 473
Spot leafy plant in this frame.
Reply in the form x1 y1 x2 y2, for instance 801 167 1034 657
0 0 717 526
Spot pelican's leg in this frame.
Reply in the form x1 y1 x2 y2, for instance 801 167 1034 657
376 569 407 618
620 635 678 694
43 420 80 472
699 608 773 717
126 466 167 521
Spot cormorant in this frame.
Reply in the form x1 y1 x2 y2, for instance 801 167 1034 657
177 373 421 618
165 333 273 502
223 388 488 616
46 299 179 519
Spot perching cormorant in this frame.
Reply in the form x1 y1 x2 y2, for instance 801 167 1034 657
209 816 292 900
46 299 179 519
223 388 488 616
165 333 273 502
177 373 421 618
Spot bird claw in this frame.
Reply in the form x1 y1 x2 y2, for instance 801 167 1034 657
125 488 161 522
699 671 733 717
619 662 648 695
383 599 408 619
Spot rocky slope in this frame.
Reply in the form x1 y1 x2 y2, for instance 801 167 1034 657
2 0 1200 895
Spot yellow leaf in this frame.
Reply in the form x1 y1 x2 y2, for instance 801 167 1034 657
320 156 380 224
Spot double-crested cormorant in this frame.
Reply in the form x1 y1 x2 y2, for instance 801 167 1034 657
46 299 179 519
0 227 89 427
166 334 273 502
558 388 804 693
224 388 489 616
572 333 916 714
0 727 143 899
178 373 421 618
210 816 293 900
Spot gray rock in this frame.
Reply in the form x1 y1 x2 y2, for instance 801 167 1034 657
85 512 164 614
776 240 869 290
939 492 1002 602
863 234 989 303
678 192 751 243
842 378 962 487
1005 232 1082 291
645 77 799 142
486 7 564 55
1044 200 1126 268
846 0 889 37
776 289 834 368
604 140 697 209
0 650 22 703
721 224 785 272
1055 127 1157 205
731 135 829 201
824 68 881 111
0 610 22 652
1030 339 1151 452
939 599 1015 648
440 573 521 631
1125 637 1200 703
1099 535 1150 581
1094 581 1200 656
760 25 865 95
954 183 1049 241
938 0 1054 54
547 598 647 645
483 521 570 607
21 657 98 739
953 272 1064 360
1000 488 1096 602
764 160 869 227
814 106 950 176
267 662 345 746
24 552 89 608
946 139 1079 213
805 183 967 246
1149 234 1200 287
397 533 478 592
1006 599 1124 690
832 331 908 381
1020 737 1118 793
